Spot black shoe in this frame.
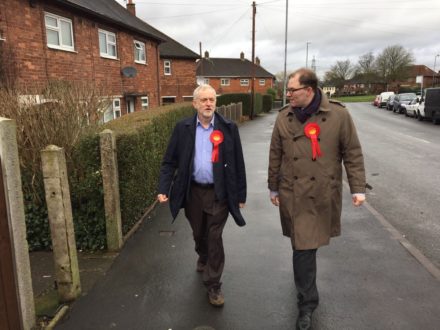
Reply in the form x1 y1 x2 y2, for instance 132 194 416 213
296 311 312 330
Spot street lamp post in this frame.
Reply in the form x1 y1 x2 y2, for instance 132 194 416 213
306 42 311 68
433 54 439 87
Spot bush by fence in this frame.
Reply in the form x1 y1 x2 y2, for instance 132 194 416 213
217 92 270 117
2 89 195 250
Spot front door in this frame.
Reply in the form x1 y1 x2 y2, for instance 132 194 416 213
0 157 21 330
127 97 135 114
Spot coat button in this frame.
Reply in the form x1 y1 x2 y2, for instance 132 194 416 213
310 177 315 181
294 176 298 180
293 157 298 161
289 118 293 122
322 118 327 122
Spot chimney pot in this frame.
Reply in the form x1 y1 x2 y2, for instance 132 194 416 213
127 0 136 16
240 52 245 60
204 51 209 59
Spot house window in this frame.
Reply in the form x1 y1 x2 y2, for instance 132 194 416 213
204 78 210 85
221 78 230 86
259 79 265 86
99 29 117 59
44 13 74 51
141 96 149 110
240 79 249 86
164 60 171 75
134 40 146 64
103 98 121 122
162 96 176 105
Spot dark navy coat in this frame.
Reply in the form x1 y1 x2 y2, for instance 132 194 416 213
158 113 247 226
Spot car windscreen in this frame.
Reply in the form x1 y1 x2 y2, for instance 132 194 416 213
400 94 416 101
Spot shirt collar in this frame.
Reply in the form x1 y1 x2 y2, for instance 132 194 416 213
196 115 215 128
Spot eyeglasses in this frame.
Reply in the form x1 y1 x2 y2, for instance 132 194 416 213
286 86 308 94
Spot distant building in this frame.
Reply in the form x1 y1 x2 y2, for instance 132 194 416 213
196 51 275 95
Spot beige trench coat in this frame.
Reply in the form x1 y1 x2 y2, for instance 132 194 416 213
268 93 366 250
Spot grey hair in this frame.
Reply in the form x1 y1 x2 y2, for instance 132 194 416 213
193 84 217 99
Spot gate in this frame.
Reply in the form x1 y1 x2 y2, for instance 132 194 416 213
0 157 21 330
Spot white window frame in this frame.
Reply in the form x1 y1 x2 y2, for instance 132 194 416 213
141 96 149 110
240 79 249 86
164 60 171 75
99 29 117 59
221 78 230 86
113 98 121 118
259 79 265 86
44 12 74 51
134 40 146 64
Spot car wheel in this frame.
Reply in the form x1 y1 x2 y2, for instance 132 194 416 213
417 111 423 121
404 110 408 117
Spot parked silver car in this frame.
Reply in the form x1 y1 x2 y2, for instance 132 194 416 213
393 93 417 114
403 97 420 118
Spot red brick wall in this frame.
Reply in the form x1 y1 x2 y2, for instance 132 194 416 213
1 0 161 113
207 77 274 95
160 58 197 102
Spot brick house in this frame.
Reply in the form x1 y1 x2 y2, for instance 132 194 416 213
124 1 199 105
196 51 275 95
0 0 198 122
389 64 438 91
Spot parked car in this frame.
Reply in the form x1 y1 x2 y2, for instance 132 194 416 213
422 87 440 124
403 97 420 118
393 93 417 114
386 95 396 110
373 95 380 107
378 91 395 108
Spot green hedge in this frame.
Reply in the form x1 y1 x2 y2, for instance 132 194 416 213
217 93 265 117
262 94 273 112
24 105 195 251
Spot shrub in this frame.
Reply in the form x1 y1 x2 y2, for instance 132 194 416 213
262 95 273 112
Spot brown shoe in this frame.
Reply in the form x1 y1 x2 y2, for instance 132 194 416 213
208 288 224 307
196 259 206 273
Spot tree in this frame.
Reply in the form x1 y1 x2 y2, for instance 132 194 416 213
355 52 379 82
323 60 355 89
375 45 414 84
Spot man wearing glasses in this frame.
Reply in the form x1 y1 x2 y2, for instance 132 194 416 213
268 68 366 330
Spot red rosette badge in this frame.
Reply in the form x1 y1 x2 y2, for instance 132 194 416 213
210 130 224 162
304 123 322 160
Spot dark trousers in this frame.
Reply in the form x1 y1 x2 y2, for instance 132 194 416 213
293 249 319 312
184 183 229 290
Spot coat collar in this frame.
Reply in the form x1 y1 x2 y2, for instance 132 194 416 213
283 88 332 117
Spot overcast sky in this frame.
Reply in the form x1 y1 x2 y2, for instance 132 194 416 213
116 0 440 79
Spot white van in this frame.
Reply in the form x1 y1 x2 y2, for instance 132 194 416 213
378 91 395 108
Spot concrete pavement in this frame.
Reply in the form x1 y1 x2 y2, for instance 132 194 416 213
56 110 440 330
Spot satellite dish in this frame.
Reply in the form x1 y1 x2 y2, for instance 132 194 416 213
121 66 137 78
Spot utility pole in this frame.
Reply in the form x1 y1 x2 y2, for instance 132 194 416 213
282 0 289 106
250 1 256 119
199 41 203 82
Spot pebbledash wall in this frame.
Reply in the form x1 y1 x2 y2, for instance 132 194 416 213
0 0 162 117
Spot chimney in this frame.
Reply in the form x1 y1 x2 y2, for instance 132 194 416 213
127 0 136 16
204 51 209 59
255 56 260 66
240 52 245 61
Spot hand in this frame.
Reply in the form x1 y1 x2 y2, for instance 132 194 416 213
239 203 245 208
352 194 365 207
270 195 280 207
157 194 168 203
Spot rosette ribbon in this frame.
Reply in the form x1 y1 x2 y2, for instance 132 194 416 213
210 130 224 162
304 123 322 160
